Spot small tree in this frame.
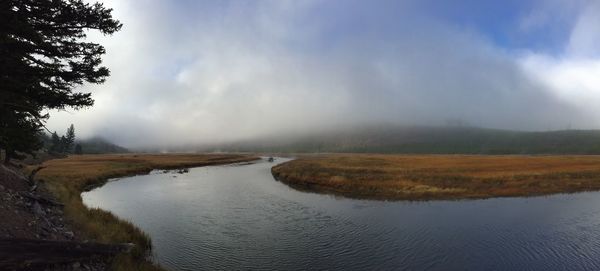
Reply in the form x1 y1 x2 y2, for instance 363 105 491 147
59 136 67 153
63 124 76 153
74 144 83 155
50 132 62 154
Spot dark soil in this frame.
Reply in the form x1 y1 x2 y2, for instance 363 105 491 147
0 164 108 270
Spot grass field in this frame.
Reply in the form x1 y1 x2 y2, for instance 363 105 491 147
31 154 258 271
272 154 600 200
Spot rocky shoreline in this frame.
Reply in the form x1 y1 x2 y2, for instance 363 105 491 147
0 164 109 270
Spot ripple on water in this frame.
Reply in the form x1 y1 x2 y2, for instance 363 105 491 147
82 160 600 271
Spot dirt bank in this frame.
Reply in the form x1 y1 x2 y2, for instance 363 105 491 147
1 164 109 270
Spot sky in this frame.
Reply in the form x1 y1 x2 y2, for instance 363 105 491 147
47 0 600 149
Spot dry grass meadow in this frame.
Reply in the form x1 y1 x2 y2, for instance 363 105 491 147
31 154 258 271
272 154 600 200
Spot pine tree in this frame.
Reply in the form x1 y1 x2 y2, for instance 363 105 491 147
63 124 76 153
50 132 61 154
59 136 67 153
74 144 83 155
0 0 121 163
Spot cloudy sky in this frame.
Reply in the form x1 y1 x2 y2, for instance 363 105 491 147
47 0 600 148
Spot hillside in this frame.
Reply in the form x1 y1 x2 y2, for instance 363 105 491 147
209 126 600 154
77 137 129 154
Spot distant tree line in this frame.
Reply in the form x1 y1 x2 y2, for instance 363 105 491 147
39 124 82 155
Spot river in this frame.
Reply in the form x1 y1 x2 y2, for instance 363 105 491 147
82 157 600 270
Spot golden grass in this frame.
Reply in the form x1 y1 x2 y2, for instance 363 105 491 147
31 153 259 270
271 154 600 200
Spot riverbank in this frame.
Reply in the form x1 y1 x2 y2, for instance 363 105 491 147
27 154 259 270
1 164 114 270
271 154 600 201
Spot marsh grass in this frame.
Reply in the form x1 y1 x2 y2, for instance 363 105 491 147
272 154 600 200
31 154 258 270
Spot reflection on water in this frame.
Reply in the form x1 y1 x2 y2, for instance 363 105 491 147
83 158 600 270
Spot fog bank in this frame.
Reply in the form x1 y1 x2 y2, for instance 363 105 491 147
47 0 600 149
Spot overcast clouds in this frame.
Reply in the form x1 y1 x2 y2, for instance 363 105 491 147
46 0 600 148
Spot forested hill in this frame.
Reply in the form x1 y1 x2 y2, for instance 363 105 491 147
209 126 600 155
39 134 128 155
77 138 129 154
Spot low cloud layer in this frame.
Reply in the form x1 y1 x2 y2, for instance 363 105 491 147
47 0 600 149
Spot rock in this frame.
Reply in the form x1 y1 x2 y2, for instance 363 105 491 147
72 261 81 269
64 231 75 239
0 184 4 191
32 201 45 216
122 243 135 252
41 224 51 232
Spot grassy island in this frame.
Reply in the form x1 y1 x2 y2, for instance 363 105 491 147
272 154 600 201
32 154 259 270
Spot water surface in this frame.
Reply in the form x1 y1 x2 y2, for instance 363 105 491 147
83 158 600 270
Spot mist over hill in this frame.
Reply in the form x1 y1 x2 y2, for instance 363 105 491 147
188 125 600 155
39 133 129 155
77 137 129 154
46 1 600 148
